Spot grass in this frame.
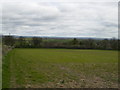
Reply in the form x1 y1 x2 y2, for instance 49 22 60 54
0 46 2 90
3 49 118 88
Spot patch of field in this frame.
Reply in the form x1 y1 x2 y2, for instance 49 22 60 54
0 47 2 89
3 49 118 88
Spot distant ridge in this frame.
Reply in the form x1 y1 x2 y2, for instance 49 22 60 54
2 35 118 40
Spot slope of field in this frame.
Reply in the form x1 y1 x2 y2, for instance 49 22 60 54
0 46 2 89
3 49 118 88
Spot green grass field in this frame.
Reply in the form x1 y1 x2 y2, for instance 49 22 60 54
0 47 2 89
3 49 118 88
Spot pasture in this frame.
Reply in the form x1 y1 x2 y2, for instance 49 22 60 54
3 49 118 88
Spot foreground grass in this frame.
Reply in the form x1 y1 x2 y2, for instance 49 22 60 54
3 49 118 88
0 47 2 89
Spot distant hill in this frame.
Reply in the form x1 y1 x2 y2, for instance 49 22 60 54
2 35 118 40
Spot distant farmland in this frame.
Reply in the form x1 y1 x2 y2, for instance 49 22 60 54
3 49 118 88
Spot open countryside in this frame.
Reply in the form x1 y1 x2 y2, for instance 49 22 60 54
2 1 119 89
3 48 118 88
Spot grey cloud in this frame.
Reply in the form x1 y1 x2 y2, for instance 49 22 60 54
2 1 118 38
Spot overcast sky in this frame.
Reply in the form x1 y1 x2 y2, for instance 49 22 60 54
1 0 119 38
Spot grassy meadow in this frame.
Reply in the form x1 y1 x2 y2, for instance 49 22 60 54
0 46 2 89
3 49 118 88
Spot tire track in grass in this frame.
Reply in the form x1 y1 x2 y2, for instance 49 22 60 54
2 52 11 88
10 50 28 88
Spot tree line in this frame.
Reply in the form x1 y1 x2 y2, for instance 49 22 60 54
2 35 119 50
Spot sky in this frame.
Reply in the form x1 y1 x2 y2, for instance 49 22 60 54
1 0 119 38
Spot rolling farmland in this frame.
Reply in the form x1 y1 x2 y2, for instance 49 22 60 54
3 49 118 88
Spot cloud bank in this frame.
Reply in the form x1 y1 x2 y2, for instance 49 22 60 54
2 0 118 38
